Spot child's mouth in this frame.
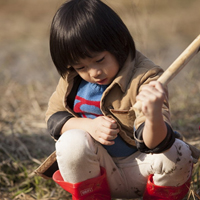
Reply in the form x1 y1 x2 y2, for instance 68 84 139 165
96 78 107 85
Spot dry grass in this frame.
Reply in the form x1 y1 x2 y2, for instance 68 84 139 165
0 0 200 199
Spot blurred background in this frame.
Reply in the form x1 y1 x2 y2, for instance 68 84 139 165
0 0 200 199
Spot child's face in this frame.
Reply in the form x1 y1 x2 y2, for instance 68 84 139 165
72 51 120 85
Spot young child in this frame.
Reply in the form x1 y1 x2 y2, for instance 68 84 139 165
43 0 195 199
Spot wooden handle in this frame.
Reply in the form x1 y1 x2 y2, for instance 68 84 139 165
157 34 200 85
133 34 200 115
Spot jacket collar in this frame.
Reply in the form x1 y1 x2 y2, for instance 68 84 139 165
107 53 136 93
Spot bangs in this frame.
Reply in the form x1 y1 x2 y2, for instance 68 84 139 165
64 31 106 66
60 4 110 67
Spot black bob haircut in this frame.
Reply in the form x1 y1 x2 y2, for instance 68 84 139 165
50 0 136 78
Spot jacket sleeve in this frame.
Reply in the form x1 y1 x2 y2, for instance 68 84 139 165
133 52 171 130
134 122 175 153
46 77 74 140
47 111 74 140
132 52 173 152
133 67 171 130
46 78 69 122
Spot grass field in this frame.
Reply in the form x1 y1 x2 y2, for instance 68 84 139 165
0 0 200 199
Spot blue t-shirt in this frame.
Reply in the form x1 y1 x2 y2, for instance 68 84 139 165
74 80 137 157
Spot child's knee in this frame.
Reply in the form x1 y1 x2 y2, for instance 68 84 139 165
56 129 96 167
168 139 193 169
152 139 193 186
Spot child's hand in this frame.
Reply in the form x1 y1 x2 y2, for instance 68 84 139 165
88 116 119 145
136 81 166 122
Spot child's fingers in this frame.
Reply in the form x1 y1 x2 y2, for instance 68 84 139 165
103 116 116 122
138 81 166 101
149 81 165 94
102 116 118 129
98 131 118 145
102 131 118 141
99 125 119 137
98 138 115 146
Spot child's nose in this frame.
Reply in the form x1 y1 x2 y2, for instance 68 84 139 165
89 67 101 78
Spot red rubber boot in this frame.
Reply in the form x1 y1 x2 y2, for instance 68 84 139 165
143 174 191 200
53 167 111 200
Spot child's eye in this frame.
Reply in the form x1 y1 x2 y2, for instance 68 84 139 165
75 66 85 71
96 56 105 63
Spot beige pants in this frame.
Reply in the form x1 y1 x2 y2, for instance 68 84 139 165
56 129 193 199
